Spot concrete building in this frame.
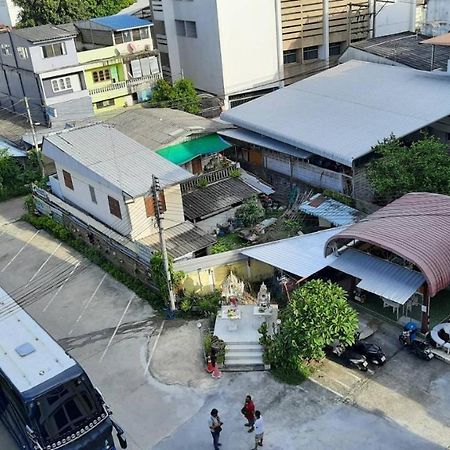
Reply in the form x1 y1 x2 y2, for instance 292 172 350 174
0 0 21 27
0 24 93 126
418 0 450 36
75 15 162 114
151 0 283 109
220 61 450 202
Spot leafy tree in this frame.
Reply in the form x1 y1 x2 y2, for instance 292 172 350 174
150 78 200 114
260 279 358 382
235 196 265 227
367 134 450 202
150 251 184 302
15 0 134 27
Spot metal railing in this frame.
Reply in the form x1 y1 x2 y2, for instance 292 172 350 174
89 73 162 96
181 164 237 194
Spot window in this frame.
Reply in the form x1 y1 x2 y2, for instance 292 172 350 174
62 170 73 190
96 99 115 109
303 45 318 61
283 50 297 64
92 69 110 83
51 77 72 93
1 44 11 56
114 27 149 45
175 20 186 37
89 185 97 204
144 192 166 217
41 42 66 58
108 196 122 219
329 42 342 57
122 30 132 43
17 46 28 59
185 21 197 38
139 27 149 39
114 31 123 44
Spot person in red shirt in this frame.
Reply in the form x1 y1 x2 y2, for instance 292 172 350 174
241 395 256 432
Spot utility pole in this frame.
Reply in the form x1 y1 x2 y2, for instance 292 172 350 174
24 97 45 177
151 175 176 312
322 0 330 69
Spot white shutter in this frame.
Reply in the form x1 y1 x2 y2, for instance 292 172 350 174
130 59 142 78
141 57 151 76
149 56 160 74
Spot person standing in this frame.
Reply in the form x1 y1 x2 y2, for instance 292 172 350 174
241 395 255 432
209 408 223 449
253 410 264 449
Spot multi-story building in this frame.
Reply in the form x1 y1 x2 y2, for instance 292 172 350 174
74 15 162 113
151 0 283 109
0 0 21 27
0 24 93 126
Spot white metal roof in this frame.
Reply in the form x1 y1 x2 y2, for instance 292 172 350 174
329 249 425 304
221 61 450 166
241 227 345 277
0 287 76 393
43 123 192 196
0 139 27 157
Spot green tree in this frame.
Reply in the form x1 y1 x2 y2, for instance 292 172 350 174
260 279 358 382
15 0 134 27
367 134 450 202
150 78 200 114
235 196 265 227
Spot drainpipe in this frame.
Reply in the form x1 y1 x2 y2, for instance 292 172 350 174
322 0 330 69
274 0 284 87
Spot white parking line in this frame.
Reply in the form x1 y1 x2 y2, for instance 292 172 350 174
27 243 62 285
99 293 135 363
68 273 107 336
309 376 344 399
1 230 40 272
43 262 80 312
144 321 165 376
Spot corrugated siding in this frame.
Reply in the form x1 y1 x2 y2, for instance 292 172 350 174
327 193 450 296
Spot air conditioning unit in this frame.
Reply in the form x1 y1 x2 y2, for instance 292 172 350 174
145 44 152 51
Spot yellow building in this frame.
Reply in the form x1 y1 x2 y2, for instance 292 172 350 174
74 15 162 113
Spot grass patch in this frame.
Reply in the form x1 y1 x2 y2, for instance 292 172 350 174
211 233 247 254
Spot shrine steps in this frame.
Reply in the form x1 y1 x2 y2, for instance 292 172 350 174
223 342 266 371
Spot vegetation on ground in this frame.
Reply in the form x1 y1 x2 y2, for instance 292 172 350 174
211 233 246 254
259 279 359 384
179 290 222 318
150 78 200 114
0 150 42 201
203 332 226 365
368 134 450 203
15 0 134 27
150 251 184 300
235 195 265 227
322 189 355 207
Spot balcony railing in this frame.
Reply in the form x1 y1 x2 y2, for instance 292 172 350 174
89 73 162 96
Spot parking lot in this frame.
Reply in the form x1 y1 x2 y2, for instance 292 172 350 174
0 197 449 449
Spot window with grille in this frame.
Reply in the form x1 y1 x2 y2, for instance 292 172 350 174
283 50 297 64
92 69 111 83
89 185 97 204
41 42 66 58
1 44 11 56
51 77 72 93
303 46 319 61
329 42 342 57
62 170 73 190
17 46 28 59
108 196 122 219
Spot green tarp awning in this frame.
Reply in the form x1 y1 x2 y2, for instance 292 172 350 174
156 134 231 165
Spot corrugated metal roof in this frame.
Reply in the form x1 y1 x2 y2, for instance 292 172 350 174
12 24 77 43
0 139 27 157
0 286 76 393
330 249 425 304
218 128 312 159
43 123 192 196
139 221 216 260
241 227 345 277
221 61 450 166
326 193 450 297
300 193 361 227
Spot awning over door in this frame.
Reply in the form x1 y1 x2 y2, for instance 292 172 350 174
156 134 231 165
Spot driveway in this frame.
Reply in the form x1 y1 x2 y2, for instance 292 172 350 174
0 197 449 450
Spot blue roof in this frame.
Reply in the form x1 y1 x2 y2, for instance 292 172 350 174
300 193 360 227
91 15 151 31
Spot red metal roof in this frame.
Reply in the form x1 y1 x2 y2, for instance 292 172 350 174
325 193 450 297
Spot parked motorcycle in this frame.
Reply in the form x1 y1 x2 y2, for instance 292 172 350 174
399 330 434 361
352 333 386 365
326 343 369 372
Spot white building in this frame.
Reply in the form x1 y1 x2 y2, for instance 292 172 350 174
370 0 416 37
418 0 450 36
151 0 283 109
0 0 21 27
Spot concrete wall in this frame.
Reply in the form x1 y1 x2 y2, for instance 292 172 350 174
370 0 416 37
0 0 21 26
420 0 450 36
339 47 409 68
182 258 274 294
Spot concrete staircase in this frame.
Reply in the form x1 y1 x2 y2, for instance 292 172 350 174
223 341 266 372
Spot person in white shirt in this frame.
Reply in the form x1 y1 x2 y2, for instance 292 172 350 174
253 410 264 449
208 408 223 449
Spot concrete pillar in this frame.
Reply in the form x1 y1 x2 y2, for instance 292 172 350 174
321 0 330 68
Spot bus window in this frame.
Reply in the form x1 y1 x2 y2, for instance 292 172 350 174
32 377 102 446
